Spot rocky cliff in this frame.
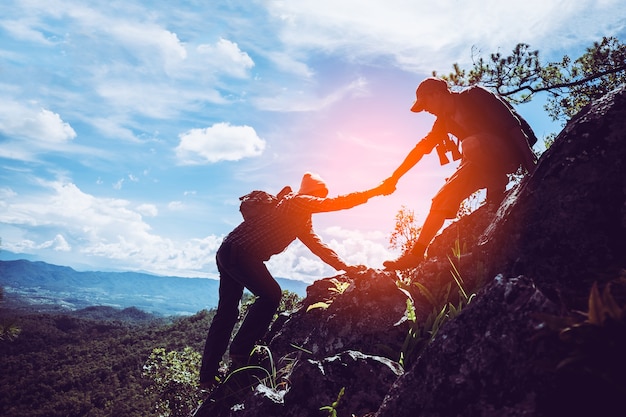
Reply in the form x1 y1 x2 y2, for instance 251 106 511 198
194 86 626 417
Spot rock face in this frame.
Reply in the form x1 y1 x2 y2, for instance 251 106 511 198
194 87 626 417
268 272 409 361
375 275 563 417
477 86 626 310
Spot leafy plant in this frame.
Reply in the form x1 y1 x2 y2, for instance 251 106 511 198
143 346 204 417
447 238 476 310
306 278 350 312
243 344 295 391
0 287 21 342
557 281 626 373
240 289 302 321
388 205 422 255
0 321 21 341
537 279 626 416
320 386 345 417
388 206 424 283
193 344 298 415
307 301 331 312
396 239 478 369
397 284 451 369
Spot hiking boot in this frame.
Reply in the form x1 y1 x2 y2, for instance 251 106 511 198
199 374 221 393
383 252 424 270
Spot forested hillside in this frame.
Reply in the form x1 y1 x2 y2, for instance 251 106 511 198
0 307 214 417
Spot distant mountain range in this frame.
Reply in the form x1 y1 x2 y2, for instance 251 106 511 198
0 259 309 317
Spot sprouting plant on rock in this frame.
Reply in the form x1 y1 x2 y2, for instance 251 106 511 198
396 239 478 369
307 278 351 312
320 386 345 417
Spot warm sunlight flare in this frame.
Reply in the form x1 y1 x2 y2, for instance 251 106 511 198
0 0 623 282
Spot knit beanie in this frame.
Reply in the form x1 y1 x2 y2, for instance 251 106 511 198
298 172 328 196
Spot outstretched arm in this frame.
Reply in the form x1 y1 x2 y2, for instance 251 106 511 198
388 141 429 183
299 181 392 214
385 134 440 188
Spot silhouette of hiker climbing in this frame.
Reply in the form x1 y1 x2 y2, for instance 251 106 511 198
199 172 393 391
383 77 538 270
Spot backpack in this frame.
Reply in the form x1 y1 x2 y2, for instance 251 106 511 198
238 186 292 221
502 100 539 147
464 86 539 148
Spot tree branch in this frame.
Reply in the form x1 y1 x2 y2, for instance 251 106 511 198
501 64 626 97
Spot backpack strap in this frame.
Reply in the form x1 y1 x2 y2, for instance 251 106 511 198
276 185 293 200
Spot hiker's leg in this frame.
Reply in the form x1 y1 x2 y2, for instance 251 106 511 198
421 162 482 246
229 258 282 360
485 172 508 206
385 162 482 270
463 133 512 206
200 245 244 384
414 210 447 252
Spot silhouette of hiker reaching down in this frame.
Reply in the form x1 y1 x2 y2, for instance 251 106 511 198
383 77 537 271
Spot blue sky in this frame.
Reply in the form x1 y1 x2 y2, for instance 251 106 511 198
1 0 624 282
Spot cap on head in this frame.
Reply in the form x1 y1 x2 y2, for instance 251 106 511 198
410 77 449 112
298 172 328 197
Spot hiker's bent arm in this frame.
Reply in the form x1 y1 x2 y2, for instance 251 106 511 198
299 228 349 271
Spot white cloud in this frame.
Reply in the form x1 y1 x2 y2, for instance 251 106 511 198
107 22 188 74
136 203 158 217
90 117 142 142
254 76 369 112
0 179 224 277
0 187 18 199
265 50 314 79
197 38 255 78
0 18 55 45
266 0 626 71
168 201 184 211
0 102 76 144
322 226 391 268
175 122 266 165
32 109 77 142
265 226 393 283
266 241 331 283
9 234 70 252
42 234 71 252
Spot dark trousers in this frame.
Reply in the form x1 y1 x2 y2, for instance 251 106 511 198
199 242 282 383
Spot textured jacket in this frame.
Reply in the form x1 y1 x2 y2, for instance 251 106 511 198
421 85 531 172
222 190 371 270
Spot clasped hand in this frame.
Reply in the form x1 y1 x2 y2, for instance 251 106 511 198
377 177 397 196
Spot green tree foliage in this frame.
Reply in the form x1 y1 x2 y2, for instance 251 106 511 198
388 205 421 254
0 308 215 417
387 201 480 258
240 289 302 322
0 287 21 341
0 287 303 417
434 36 626 123
143 346 203 417
140 289 302 416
